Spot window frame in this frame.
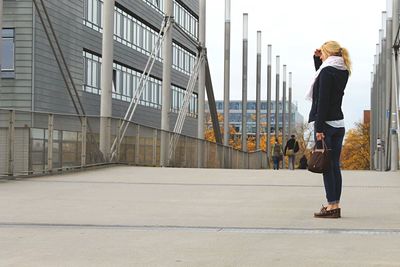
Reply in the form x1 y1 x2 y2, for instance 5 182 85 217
1 28 16 78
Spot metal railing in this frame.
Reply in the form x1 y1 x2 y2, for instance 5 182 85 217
0 109 268 177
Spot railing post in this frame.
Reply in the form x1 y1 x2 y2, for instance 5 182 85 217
153 129 157 166
81 116 87 167
229 147 233 169
236 149 239 169
206 140 209 168
222 146 225 168
135 125 140 164
47 114 54 172
8 110 15 176
116 119 122 162
183 136 187 167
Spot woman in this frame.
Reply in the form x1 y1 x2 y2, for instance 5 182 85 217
271 139 283 170
306 41 351 218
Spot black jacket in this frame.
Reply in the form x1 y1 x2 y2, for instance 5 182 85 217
308 56 349 132
284 138 299 154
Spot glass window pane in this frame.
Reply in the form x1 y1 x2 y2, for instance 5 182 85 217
2 29 14 38
1 40 14 70
32 128 44 139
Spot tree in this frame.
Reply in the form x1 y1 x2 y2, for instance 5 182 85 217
204 113 311 160
341 122 370 170
204 113 240 149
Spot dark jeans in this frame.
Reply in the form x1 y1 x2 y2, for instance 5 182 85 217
272 156 280 170
315 123 345 204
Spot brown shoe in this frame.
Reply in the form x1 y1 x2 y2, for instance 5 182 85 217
314 206 341 218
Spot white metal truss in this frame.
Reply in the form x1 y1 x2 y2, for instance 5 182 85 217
110 13 222 163
168 50 205 161
110 18 170 161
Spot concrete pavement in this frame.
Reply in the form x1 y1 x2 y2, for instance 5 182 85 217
0 166 399 266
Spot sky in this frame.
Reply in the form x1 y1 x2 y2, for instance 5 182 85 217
205 0 388 130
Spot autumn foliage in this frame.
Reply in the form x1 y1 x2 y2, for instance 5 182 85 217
204 113 288 153
341 122 370 170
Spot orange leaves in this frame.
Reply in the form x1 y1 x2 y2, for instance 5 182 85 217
341 122 370 170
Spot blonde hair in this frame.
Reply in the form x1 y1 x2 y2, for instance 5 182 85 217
321 41 352 75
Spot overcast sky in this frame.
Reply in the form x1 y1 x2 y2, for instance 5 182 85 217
205 0 388 130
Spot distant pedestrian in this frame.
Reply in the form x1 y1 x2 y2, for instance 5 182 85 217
271 139 283 170
298 154 308 169
284 135 299 170
307 40 351 219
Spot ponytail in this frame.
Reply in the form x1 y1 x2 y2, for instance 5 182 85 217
340 47 352 75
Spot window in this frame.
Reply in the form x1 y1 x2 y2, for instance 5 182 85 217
247 102 256 110
1 28 15 78
142 0 198 39
171 85 198 118
172 43 196 75
83 1 196 75
83 51 163 109
84 0 102 32
83 51 102 94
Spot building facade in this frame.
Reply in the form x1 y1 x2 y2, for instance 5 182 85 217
1 0 199 134
207 100 304 136
0 0 201 173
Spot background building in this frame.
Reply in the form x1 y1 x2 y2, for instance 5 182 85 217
206 100 304 136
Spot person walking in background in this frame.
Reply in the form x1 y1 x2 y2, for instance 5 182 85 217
299 154 308 169
271 139 283 170
306 40 351 219
284 135 299 170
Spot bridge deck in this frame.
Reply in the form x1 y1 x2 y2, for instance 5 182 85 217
0 167 399 266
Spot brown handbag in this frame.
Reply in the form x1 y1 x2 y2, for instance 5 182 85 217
307 139 331 173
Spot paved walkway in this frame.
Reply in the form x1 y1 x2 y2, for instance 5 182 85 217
0 166 399 266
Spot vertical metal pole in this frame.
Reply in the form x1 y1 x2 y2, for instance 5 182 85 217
8 110 15 176
375 45 380 170
266 45 272 168
386 18 393 171
377 39 382 171
282 65 287 169
99 0 115 162
370 71 375 170
373 57 377 170
391 1 400 170
223 0 231 146
47 114 54 172
160 0 173 167
380 29 385 171
241 13 248 152
256 31 262 150
197 0 206 168
288 72 293 137
81 116 87 167
382 26 389 171
275 56 280 140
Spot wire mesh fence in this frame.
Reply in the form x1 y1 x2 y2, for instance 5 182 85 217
0 109 269 177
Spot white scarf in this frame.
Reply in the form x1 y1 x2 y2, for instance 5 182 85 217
305 56 347 101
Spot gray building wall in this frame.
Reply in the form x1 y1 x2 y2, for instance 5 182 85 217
0 0 33 111
1 0 199 137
